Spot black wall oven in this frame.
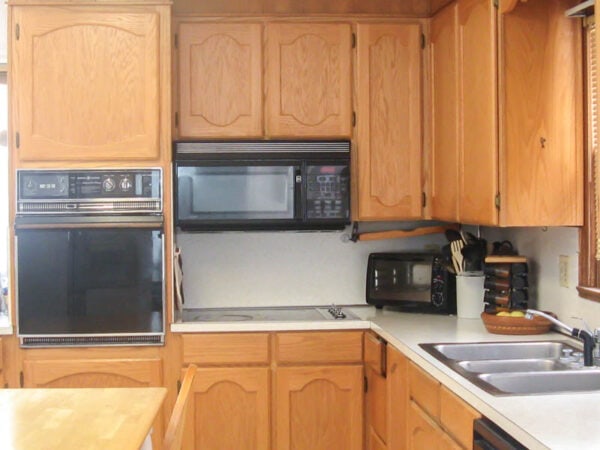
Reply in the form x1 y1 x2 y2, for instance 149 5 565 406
15 169 164 347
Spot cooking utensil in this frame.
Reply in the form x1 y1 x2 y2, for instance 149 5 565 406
445 229 463 243
451 240 464 273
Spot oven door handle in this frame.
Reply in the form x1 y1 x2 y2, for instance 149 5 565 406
15 215 164 229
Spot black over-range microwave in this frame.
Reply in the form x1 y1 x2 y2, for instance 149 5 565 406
174 141 351 231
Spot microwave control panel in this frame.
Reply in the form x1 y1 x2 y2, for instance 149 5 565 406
305 165 350 219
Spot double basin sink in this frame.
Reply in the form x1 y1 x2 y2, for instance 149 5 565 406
420 341 600 396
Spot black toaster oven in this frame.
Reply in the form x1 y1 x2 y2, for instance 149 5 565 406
366 252 456 314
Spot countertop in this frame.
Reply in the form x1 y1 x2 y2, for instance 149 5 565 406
172 305 600 449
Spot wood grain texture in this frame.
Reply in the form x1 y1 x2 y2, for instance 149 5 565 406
275 331 363 364
439 386 480 449
184 367 270 450
356 22 423 220
387 345 408 450
182 332 270 365
0 387 166 450
12 6 161 162
369 428 388 450
430 3 459 222
407 401 461 450
366 366 387 446
407 361 440 421
265 22 352 137
499 0 583 226
457 0 498 225
177 22 263 137
275 365 363 450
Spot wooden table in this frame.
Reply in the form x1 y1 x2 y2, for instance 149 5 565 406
0 387 167 450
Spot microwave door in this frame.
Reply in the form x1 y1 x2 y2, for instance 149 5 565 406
176 164 301 228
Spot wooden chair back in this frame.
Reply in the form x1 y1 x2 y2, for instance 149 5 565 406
163 364 197 450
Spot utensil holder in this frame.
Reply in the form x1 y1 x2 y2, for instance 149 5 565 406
456 272 485 318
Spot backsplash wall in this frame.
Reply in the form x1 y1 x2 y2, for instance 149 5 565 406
176 229 446 308
483 227 600 328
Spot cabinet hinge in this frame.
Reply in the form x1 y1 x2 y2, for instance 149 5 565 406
19 371 24 388
421 33 426 49
364 375 368 393
495 193 501 210
351 32 356 49
15 132 20 149
174 112 179 128
174 33 178 49
15 24 19 40
422 192 427 208
352 111 356 127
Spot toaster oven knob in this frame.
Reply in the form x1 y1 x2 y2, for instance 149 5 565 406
119 177 133 192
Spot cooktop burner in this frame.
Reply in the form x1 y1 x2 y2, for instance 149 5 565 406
181 305 359 323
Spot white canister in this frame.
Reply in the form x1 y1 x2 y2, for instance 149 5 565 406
456 272 485 318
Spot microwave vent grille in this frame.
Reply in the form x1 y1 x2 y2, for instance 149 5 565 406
18 200 162 215
176 140 350 155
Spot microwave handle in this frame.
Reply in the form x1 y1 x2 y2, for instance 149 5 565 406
294 167 303 220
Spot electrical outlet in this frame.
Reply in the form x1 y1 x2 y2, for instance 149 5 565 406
559 255 569 288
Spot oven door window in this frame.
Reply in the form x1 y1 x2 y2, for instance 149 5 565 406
177 165 297 221
16 227 163 335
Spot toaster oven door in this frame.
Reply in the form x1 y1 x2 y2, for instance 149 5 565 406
367 255 433 304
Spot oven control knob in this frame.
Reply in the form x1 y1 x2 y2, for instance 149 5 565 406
119 177 132 192
102 177 116 192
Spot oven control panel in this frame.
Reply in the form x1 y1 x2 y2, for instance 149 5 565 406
17 169 162 215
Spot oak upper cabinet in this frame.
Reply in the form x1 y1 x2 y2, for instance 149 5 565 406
11 5 168 163
457 0 498 225
431 0 582 226
181 333 271 450
265 23 352 137
176 22 263 138
430 3 459 222
274 331 364 450
355 23 423 220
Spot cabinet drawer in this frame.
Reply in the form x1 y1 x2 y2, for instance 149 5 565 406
364 331 386 375
182 333 270 365
440 386 480 449
275 331 363 364
408 361 440 420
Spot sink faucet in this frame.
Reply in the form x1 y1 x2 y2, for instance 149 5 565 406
525 309 595 366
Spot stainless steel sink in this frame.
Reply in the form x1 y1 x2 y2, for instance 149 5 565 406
457 358 563 374
427 341 568 361
419 340 600 396
480 370 600 395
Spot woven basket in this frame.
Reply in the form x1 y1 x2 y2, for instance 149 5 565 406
481 311 553 335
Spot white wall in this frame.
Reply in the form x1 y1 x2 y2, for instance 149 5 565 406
176 228 446 308
483 227 600 329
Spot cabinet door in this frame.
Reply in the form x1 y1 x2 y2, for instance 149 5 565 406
184 367 270 450
407 401 462 450
457 0 498 225
22 358 162 388
265 23 352 137
355 23 423 220
430 4 459 222
387 345 408 450
499 0 583 226
177 22 263 138
12 6 161 162
366 366 387 448
275 365 363 450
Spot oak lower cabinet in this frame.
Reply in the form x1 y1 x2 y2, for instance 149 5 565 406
364 332 388 450
10 2 170 163
174 20 352 139
407 361 480 450
386 344 409 450
430 0 583 226
180 331 364 450
0 338 3 388
355 22 424 220
22 357 164 447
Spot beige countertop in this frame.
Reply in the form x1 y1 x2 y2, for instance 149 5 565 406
173 305 600 449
